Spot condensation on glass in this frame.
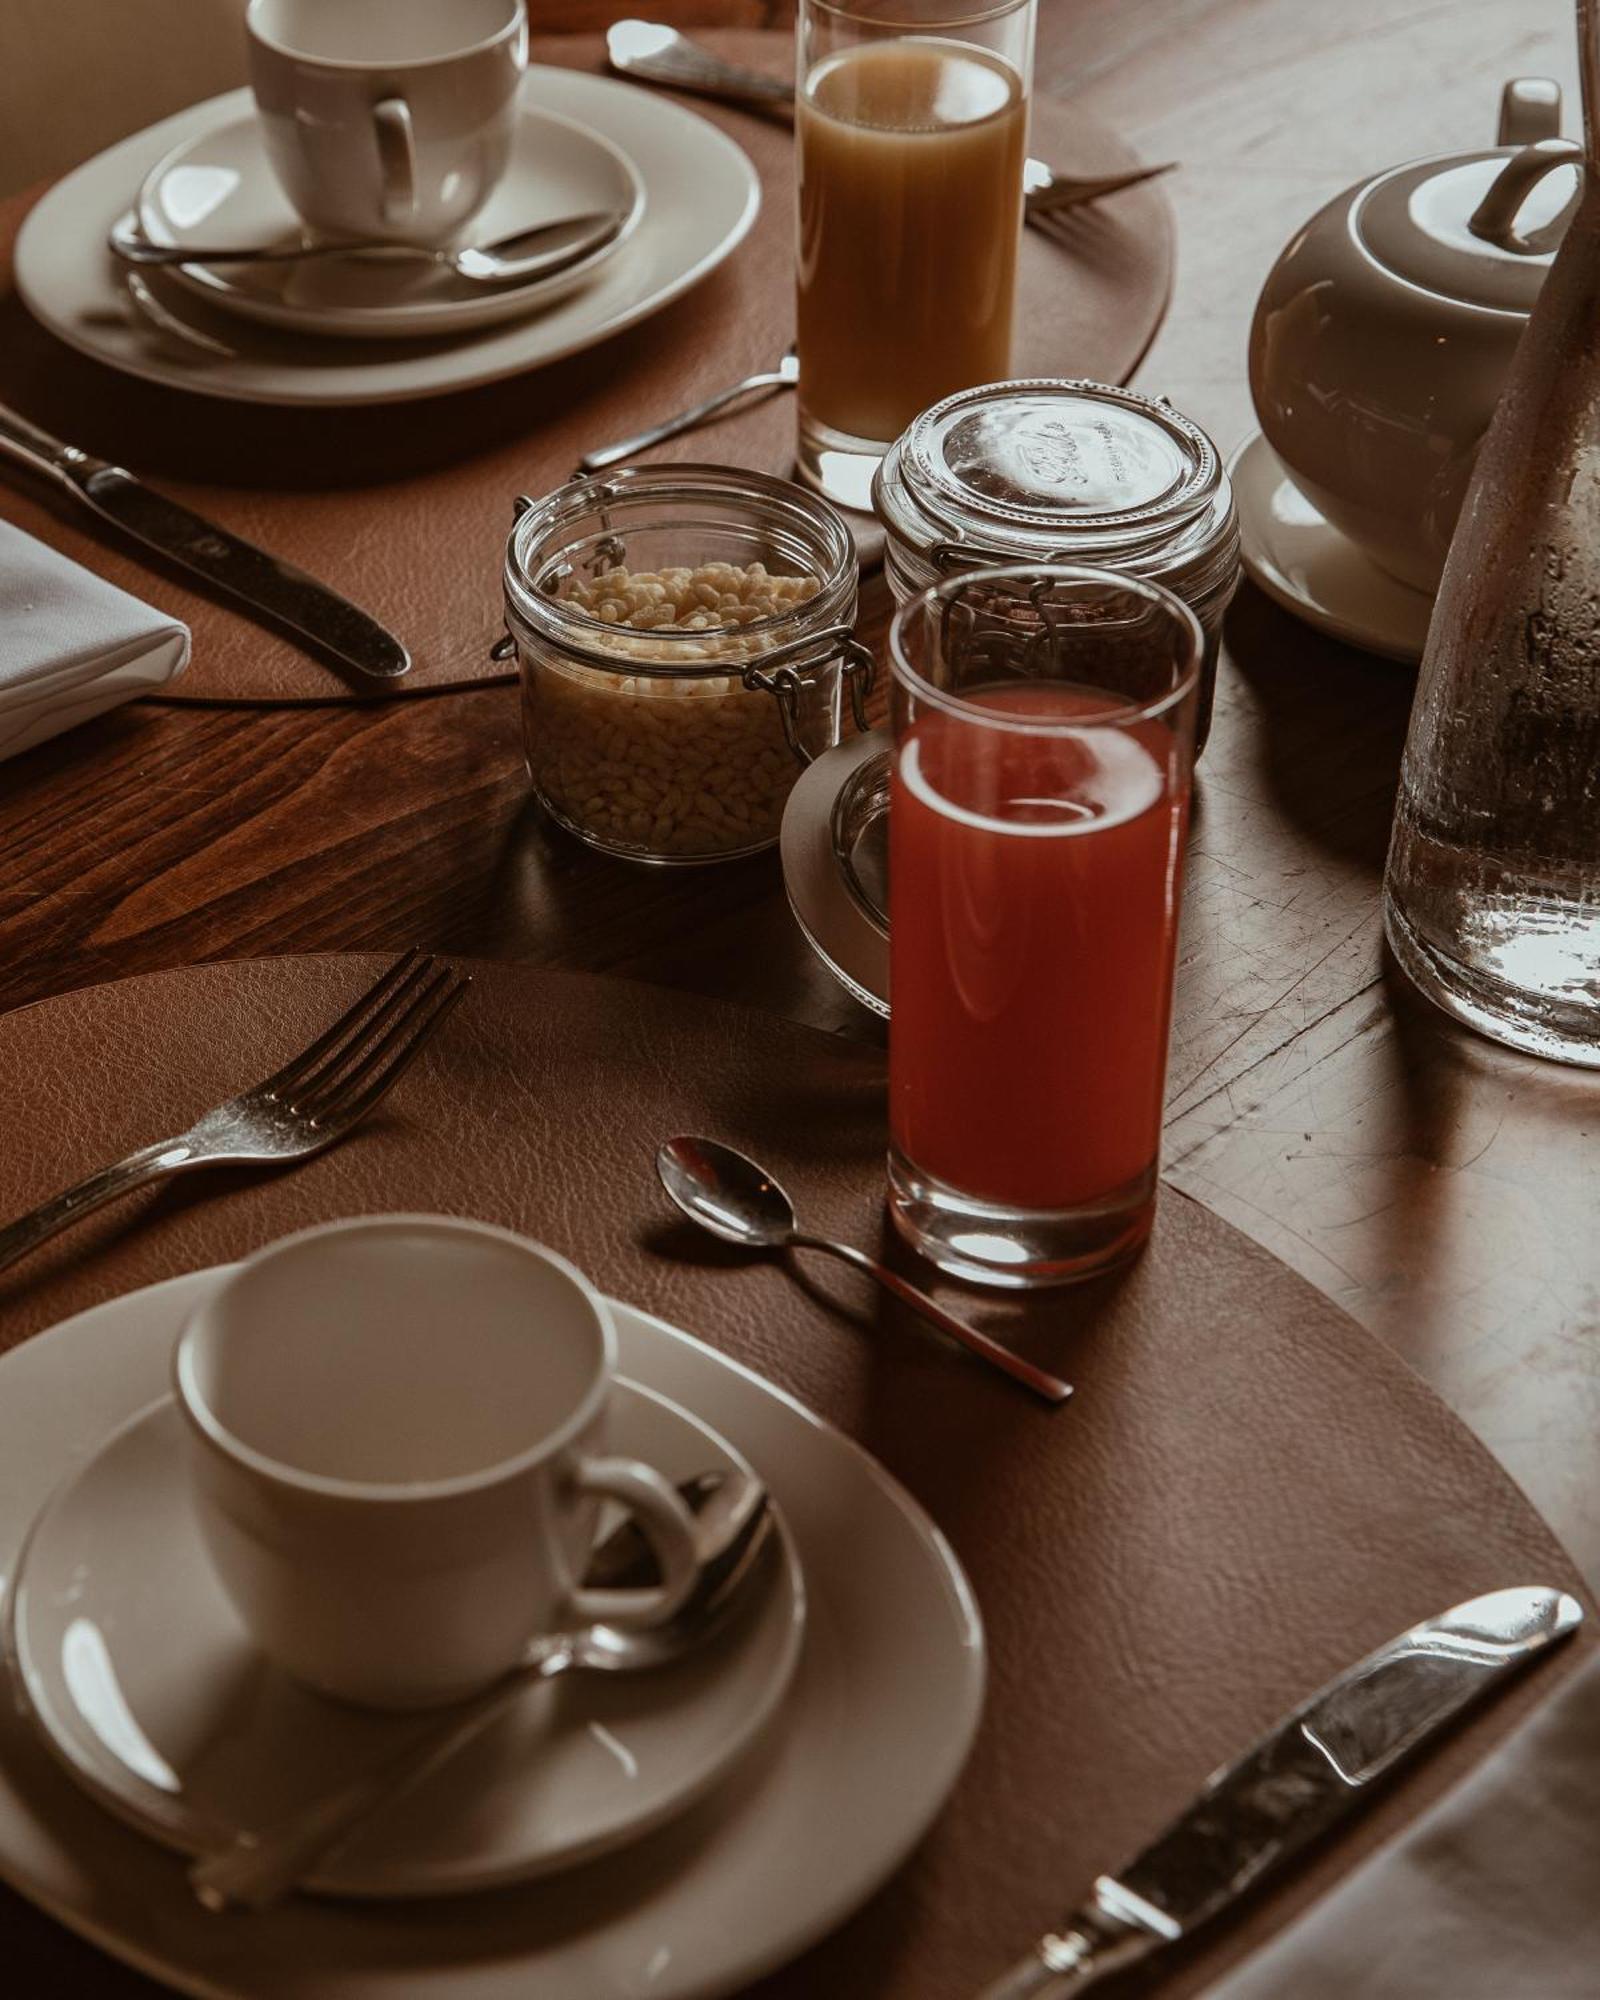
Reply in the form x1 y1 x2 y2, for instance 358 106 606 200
1383 0 1600 1064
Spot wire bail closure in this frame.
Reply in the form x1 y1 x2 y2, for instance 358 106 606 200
740 627 874 765
495 489 874 768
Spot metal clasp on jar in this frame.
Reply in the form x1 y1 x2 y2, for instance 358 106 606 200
739 625 874 766
491 485 634 661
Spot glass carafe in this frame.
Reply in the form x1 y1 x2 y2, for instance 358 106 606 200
1383 0 1600 1065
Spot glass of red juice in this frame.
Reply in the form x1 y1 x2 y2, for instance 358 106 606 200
887 565 1202 1286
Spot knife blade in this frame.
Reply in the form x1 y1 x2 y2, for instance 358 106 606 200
978 1585 1584 1998
0 401 410 683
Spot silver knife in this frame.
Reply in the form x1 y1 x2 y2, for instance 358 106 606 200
0 401 410 683
978 1585 1584 1998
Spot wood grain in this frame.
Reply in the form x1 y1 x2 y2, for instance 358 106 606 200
1 0 1596 1591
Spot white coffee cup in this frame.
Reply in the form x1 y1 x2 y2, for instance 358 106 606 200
244 0 529 244
172 1215 700 1711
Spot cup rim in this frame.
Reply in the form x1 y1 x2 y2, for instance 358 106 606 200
888 562 1205 734
244 0 526 72
803 0 1033 32
172 1214 615 1504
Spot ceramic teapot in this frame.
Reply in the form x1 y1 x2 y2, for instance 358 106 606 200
1249 80 1581 594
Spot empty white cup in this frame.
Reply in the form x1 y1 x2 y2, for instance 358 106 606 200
245 0 529 244
173 1216 700 1710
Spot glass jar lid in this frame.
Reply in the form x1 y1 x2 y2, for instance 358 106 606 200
877 379 1227 570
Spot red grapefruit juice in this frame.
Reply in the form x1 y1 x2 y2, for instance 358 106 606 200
889 681 1188 1213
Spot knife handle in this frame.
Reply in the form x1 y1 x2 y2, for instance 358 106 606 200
0 401 108 492
977 1905 1160 1998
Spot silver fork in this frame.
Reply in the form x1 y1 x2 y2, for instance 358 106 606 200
0 951 469 1277
605 22 1177 218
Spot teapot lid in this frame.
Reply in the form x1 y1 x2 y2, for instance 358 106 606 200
1354 147 1579 314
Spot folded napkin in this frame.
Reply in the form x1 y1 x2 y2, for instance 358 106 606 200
0 520 189 760
1210 1646 1600 1999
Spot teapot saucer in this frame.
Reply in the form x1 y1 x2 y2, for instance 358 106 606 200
1229 432 1434 664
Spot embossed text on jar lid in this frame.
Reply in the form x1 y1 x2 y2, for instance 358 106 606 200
903 380 1220 541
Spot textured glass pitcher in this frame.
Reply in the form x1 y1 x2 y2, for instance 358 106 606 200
1383 0 1600 1065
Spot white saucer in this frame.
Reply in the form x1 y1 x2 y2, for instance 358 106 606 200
7 1381 803 1901
1229 430 1434 664
0 1269 983 1998
780 726 891 1018
14 71 759 406
137 102 644 341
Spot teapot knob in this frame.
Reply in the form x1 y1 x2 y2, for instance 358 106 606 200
1469 137 1584 255
1498 76 1562 146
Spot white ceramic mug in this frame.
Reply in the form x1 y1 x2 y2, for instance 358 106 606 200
244 0 529 244
172 1216 700 1711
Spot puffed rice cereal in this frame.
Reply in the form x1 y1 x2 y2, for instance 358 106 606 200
523 560 827 860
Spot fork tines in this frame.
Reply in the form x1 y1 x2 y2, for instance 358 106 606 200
258 950 471 1129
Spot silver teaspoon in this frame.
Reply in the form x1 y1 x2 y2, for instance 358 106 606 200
657 1137 1072 1406
189 1471 775 1914
109 208 628 287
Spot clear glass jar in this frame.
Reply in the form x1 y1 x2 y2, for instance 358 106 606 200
872 379 1240 748
503 465 869 864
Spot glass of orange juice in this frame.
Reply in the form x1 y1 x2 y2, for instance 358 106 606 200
888 566 1201 1287
795 0 1035 510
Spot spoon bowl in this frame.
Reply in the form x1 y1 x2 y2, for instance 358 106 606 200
658 1134 800 1248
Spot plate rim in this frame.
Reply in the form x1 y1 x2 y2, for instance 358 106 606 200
14 71 762 406
134 97 647 338
0 1262 985 2000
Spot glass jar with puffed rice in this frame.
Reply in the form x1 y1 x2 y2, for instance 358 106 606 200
502 465 870 864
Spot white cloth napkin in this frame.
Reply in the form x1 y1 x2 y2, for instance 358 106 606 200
0 520 189 760
1209 1647 1600 1999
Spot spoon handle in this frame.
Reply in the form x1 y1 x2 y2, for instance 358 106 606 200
578 365 790 474
790 1235 1072 1405
187 1646 571 1914
110 230 390 269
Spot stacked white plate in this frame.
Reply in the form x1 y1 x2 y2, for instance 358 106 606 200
14 70 761 406
0 1268 983 1998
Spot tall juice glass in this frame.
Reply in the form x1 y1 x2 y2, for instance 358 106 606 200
795 0 1034 510
888 566 1201 1286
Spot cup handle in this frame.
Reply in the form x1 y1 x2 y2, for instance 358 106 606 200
566 1458 700 1628
372 97 417 228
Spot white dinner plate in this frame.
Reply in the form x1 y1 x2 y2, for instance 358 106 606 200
0 1268 983 1999
136 101 645 341
1229 431 1434 664
780 725 891 1018
6 1382 804 1900
14 71 759 406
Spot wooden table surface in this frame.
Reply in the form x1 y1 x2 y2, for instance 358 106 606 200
3 0 1597 1589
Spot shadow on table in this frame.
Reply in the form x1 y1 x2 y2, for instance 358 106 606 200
481 794 886 1046
1217 581 1416 873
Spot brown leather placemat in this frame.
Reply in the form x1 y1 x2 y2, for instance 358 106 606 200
0 954 1588 1998
0 32 1173 706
